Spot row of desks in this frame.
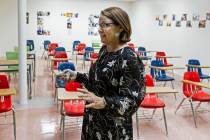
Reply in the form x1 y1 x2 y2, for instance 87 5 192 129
0 52 36 99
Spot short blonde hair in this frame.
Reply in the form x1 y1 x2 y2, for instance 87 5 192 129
101 7 132 43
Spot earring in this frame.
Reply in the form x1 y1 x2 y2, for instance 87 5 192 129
115 32 120 37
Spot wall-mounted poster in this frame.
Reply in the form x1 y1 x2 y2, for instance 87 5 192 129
181 14 187 21
192 13 200 21
163 14 167 20
186 20 192 27
199 20 206 28
26 12 29 24
88 14 99 36
37 11 50 35
172 14 176 21
166 21 171 27
158 20 163 26
155 15 160 21
206 12 210 20
176 21 181 27
61 12 79 34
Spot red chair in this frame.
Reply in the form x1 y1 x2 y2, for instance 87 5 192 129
60 81 85 140
175 71 210 127
75 43 86 64
48 43 58 56
136 74 168 137
90 52 99 65
156 51 173 67
53 51 68 69
0 75 16 140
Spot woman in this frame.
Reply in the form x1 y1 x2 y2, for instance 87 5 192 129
64 7 145 140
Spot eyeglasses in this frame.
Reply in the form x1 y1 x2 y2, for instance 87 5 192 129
98 22 115 29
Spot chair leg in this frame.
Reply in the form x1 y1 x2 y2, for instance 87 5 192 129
60 115 63 130
175 98 186 114
189 99 197 128
41 50 46 59
135 110 140 138
162 108 168 136
170 81 176 100
62 115 65 140
195 102 202 111
54 87 57 102
12 108 16 140
151 109 156 119
163 81 167 87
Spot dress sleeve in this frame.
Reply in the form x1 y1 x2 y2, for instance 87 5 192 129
104 54 145 117
75 72 89 87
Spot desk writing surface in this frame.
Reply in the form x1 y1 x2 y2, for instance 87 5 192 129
0 60 19 65
149 66 184 70
155 55 181 58
146 87 178 94
51 58 69 61
182 80 210 89
57 88 84 100
0 88 16 96
186 64 210 68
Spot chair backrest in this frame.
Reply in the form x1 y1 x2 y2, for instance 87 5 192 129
92 42 101 52
91 52 99 59
48 43 58 53
72 40 81 51
76 43 86 51
6 51 18 70
156 51 168 65
58 62 75 71
183 71 201 97
54 47 66 52
150 60 166 78
138 47 147 56
53 51 68 68
26 40 35 51
0 75 12 113
65 81 81 91
188 59 202 76
84 47 94 60
43 40 51 50
145 74 154 87
6 52 18 60
54 51 67 58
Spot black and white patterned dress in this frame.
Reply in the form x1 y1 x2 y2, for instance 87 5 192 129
75 45 145 140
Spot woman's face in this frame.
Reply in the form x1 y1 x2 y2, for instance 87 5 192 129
98 15 122 45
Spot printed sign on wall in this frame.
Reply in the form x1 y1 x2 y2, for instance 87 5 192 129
88 14 99 36
61 12 79 34
37 11 50 35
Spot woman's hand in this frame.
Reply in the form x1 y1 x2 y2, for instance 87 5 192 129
57 69 77 82
77 87 106 109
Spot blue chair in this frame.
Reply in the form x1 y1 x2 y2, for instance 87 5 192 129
187 59 210 81
150 60 175 87
55 62 75 107
26 40 35 51
138 47 151 60
150 60 176 99
41 40 51 59
72 40 80 55
55 47 66 52
83 47 94 68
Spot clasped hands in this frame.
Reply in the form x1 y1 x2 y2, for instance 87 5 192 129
77 87 106 109
57 69 106 109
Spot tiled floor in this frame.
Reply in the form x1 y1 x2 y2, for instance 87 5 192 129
1 57 210 140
